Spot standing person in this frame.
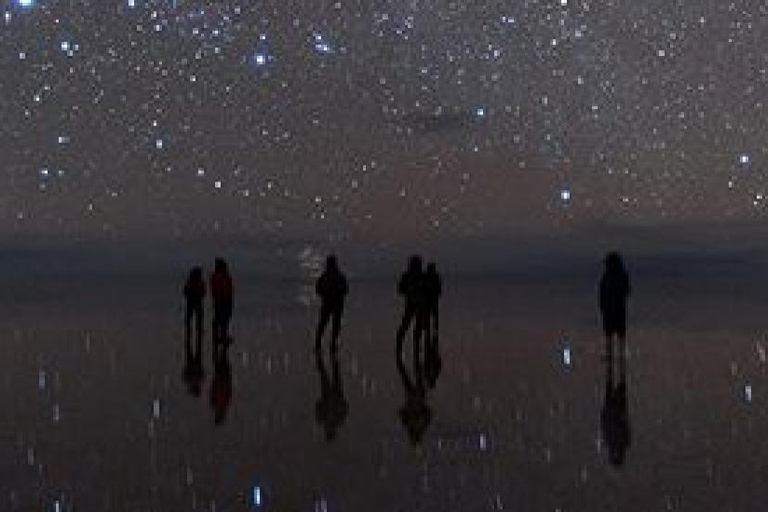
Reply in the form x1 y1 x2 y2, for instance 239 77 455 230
210 257 233 346
396 255 427 359
599 252 631 371
183 266 206 341
424 262 442 341
315 255 349 352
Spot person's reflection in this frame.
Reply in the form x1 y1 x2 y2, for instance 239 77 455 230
598 251 631 466
210 343 232 425
183 266 206 341
601 343 631 466
182 329 205 397
397 356 432 445
314 350 349 442
210 257 233 345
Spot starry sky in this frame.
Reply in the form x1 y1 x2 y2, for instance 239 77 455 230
1 0 766 241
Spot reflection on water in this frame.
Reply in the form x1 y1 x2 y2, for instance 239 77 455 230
601 336 631 467
210 340 233 425
397 356 433 445
183 326 205 398
314 350 348 442
3 270 768 511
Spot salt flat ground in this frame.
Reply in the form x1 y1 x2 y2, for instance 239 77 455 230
2 235 768 511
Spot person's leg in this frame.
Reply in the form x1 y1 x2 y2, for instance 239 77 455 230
224 310 232 338
422 308 432 350
212 304 219 341
212 305 223 357
195 303 204 340
396 307 415 356
316 305 331 350
211 315 219 360
331 304 343 349
413 311 426 364
185 303 193 340
618 322 627 382
193 319 203 358
606 332 616 385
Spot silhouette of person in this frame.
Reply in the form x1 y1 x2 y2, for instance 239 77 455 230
314 350 349 442
397 356 432 445
182 328 205 397
184 266 206 341
598 251 631 465
423 262 442 343
210 258 233 346
210 343 232 425
599 252 630 359
396 255 428 360
315 255 349 352
601 339 631 466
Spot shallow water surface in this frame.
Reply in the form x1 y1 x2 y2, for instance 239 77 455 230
2 250 768 511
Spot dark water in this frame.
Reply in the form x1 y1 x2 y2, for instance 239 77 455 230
3 240 768 511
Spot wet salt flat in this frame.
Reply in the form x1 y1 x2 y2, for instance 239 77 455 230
3 240 768 511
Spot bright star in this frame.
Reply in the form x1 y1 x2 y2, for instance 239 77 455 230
313 33 333 54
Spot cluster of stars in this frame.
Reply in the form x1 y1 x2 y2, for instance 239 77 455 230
0 0 767 237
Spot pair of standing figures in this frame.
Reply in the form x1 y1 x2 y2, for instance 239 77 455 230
313 254 442 356
183 257 234 346
182 258 235 425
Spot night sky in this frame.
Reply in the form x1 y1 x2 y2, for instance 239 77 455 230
1 0 766 240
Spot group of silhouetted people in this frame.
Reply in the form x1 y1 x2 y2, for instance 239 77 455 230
310 253 443 444
182 257 234 425
183 253 444 360
179 250 632 456
312 253 442 359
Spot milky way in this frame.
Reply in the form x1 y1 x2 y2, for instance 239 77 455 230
0 0 766 239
